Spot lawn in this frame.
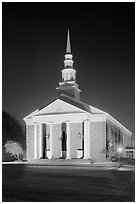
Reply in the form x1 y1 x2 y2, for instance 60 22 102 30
2 164 135 202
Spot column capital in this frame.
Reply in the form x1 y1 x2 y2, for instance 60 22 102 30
84 119 90 123
46 121 53 125
38 123 43 126
66 121 70 124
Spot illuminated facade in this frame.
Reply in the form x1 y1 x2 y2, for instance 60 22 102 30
24 31 132 162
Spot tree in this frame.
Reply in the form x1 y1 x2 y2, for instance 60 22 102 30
2 111 26 161
4 140 24 161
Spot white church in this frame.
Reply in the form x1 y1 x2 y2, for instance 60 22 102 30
24 31 132 162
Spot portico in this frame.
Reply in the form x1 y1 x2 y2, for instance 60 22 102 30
32 117 91 160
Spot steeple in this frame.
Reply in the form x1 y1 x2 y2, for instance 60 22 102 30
66 29 71 54
64 30 74 69
56 30 81 101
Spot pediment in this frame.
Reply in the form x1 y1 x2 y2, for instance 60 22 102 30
36 99 86 116
25 99 86 118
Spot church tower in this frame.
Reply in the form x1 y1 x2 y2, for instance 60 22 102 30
57 30 81 101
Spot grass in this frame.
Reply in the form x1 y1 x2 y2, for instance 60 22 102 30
2 164 135 202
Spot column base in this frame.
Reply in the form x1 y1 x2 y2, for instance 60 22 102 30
83 157 88 159
66 157 71 159
48 155 53 159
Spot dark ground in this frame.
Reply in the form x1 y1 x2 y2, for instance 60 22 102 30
2 164 135 202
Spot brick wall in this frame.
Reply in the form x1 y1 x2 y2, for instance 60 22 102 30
26 125 34 161
70 123 82 158
52 123 61 158
123 134 131 147
90 121 106 162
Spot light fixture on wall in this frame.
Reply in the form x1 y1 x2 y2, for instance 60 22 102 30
78 132 82 138
46 133 50 139
109 140 113 147
59 132 62 140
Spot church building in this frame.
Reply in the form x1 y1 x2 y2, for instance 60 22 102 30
24 31 132 162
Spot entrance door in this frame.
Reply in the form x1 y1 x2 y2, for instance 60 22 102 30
43 124 47 159
61 122 67 159
62 130 67 159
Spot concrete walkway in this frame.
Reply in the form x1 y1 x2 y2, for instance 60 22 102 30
2 159 120 168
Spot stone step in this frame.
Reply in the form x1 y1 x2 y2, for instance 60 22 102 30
29 158 91 165
25 159 118 167
3 159 119 167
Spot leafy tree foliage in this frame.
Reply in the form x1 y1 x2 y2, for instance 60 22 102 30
4 140 24 160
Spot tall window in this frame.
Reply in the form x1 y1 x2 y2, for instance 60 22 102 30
115 128 118 144
43 124 46 159
106 121 109 158
118 129 121 144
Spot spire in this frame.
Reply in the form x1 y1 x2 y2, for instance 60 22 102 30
56 30 81 101
64 29 73 69
66 29 71 53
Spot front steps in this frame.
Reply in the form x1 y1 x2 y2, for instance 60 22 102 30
25 158 119 167
29 158 91 165
3 159 119 168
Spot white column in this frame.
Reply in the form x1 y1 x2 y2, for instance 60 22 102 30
83 120 89 159
87 121 91 159
39 124 43 159
49 123 53 159
66 121 71 159
34 123 37 159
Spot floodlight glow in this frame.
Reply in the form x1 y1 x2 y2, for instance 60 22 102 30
117 146 123 153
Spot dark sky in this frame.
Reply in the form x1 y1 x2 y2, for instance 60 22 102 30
2 2 135 140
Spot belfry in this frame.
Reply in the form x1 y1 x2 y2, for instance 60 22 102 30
57 30 81 101
24 30 132 162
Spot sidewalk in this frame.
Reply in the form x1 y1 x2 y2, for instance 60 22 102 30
2 159 119 168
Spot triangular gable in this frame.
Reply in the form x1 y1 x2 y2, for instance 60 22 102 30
27 99 86 118
59 94 92 113
24 94 106 119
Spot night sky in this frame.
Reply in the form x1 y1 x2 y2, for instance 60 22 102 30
2 3 135 140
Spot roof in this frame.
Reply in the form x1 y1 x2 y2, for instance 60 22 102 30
24 94 132 135
58 94 106 114
59 95 132 134
59 94 92 113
